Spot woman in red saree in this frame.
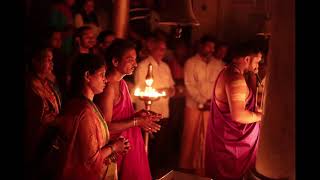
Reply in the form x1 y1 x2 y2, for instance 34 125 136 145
95 39 162 180
54 54 130 180
205 44 264 180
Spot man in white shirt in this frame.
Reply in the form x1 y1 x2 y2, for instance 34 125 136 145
134 38 175 118
180 35 223 176
134 38 175 173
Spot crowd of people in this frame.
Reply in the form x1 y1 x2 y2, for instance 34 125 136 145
24 0 269 179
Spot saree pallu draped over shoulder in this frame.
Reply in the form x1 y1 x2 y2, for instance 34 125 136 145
56 97 117 180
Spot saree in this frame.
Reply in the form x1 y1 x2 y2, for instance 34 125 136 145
205 70 260 180
111 80 152 180
56 97 117 180
25 75 62 179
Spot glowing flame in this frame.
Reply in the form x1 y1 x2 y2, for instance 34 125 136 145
134 87 166 98
135 63 166 98
145 79 154 87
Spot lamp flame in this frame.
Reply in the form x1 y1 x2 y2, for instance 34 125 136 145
134 63 166 98
145 79 154 87
134 87 166 98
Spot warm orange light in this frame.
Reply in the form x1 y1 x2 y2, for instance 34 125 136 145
134 87 166 98
145 79 154 87
134 63 166 98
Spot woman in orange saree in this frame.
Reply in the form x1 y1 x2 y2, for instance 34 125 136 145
54 54 130 180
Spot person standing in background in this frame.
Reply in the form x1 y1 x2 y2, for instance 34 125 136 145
180 35 217 176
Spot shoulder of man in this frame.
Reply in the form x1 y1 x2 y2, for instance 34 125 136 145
184 55 198 67
137 57 151 66
225 69 246 84
160 60 171 69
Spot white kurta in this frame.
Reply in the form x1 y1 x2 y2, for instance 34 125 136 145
184 54 226 108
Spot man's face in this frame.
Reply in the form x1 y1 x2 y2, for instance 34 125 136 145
42 50 54 75
215 46 228 59
84 0 95 14
200 42 215 58
80 29 96 49
50 32 62 49
145 37 154 51
248 52 262 74
100 35 115 49
151 41 167 61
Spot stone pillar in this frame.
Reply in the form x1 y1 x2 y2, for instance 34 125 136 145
112 0 130 38
247 0 295 179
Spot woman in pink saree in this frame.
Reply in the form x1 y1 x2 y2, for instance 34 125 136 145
205 44 264 180
95 39 162 180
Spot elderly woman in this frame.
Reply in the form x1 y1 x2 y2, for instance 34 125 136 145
24 47 62 179
53 54 130 180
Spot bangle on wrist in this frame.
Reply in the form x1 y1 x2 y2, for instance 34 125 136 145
133 117 137 127
108 145 115 153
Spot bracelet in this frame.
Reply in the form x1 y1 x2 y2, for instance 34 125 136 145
133 118 137 127
109 153 118 162
108 145 115 153
104 152 118 165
